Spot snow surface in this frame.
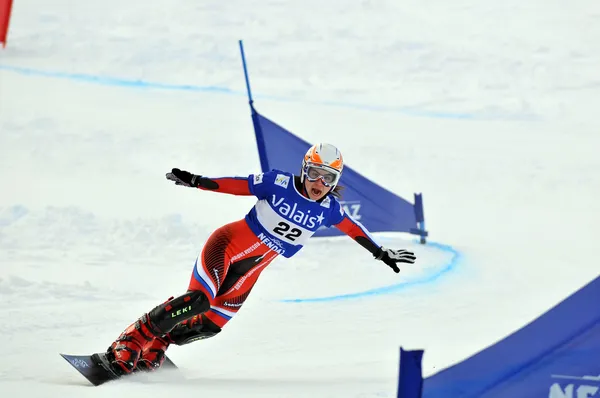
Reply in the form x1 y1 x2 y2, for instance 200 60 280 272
1 0 599 397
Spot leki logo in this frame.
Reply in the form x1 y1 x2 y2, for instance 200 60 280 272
549 373 600 398
171 305 192 318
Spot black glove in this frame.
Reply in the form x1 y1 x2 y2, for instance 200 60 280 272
374 247 416 273
166 168 202 187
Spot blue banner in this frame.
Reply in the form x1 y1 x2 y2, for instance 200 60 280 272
250 108 427 239
397 274 600 398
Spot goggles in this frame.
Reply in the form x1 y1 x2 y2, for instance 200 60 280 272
304 164 341 187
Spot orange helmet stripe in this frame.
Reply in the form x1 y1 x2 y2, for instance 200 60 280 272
306 145 323 164
311 151 323 164
328 158 343 171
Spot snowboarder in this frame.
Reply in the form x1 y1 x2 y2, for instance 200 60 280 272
105 143 417 375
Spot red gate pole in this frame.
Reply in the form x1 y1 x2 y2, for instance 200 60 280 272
0 0 15 48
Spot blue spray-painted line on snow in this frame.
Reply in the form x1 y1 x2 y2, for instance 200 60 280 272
0 64 238 94
0 64 490 120
280 241 460 303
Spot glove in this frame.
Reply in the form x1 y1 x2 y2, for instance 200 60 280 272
166 168 202 188
374 246 416 273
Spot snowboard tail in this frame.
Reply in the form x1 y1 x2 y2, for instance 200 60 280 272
60 352 177 386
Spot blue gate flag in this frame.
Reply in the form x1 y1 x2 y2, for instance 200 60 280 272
238 39 426 240
398 274 600 397
250 109 427 239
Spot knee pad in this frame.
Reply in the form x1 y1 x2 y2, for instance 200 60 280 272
168 315 222 346
147 291 210 334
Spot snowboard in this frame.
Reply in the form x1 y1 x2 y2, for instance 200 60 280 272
60 352 178 386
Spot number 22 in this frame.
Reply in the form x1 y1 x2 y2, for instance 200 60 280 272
273 221 302 241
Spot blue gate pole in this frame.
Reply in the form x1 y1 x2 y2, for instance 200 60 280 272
239 39 254 106
239 40 270 172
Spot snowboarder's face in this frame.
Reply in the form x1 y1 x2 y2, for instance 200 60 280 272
304 178 331 200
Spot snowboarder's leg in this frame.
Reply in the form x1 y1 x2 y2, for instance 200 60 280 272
161 220 279 346
112 219 279 374
115 221 239 373
168 313 222 344
200 240 279 329
106 290 210 374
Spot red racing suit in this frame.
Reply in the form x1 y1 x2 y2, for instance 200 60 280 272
187 170 382 328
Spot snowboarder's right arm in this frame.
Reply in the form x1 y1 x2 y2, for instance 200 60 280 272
166 168 253 196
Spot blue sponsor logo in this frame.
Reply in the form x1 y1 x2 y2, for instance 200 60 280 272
271 195 324 229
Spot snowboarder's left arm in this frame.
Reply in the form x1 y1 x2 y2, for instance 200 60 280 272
334 214 417 273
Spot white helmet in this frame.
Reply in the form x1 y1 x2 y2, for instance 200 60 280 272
301 143 344 189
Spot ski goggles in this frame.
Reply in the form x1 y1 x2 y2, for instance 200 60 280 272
304 164 341 187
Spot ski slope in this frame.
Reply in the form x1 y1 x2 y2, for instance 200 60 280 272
1 1 599 397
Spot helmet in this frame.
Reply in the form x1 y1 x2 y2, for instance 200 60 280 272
301 143 344 189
